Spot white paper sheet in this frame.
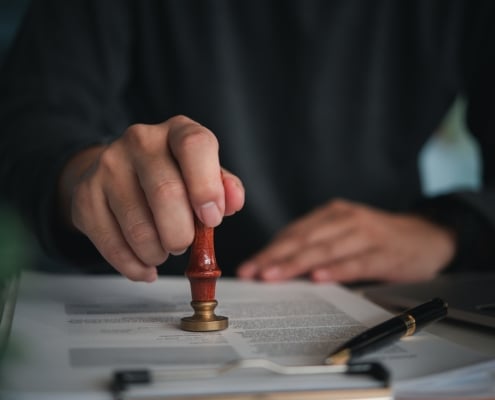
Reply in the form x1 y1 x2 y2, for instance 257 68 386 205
396 359 495 399
0 272 489 399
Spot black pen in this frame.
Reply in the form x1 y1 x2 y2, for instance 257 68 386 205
325 297 448 365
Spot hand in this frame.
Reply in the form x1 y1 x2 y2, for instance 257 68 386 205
237 199 455 283
58 115 245 282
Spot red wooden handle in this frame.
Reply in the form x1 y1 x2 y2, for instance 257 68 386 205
185 217 221 301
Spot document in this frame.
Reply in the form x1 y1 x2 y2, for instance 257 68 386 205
0 272 489 399
396 359 495 400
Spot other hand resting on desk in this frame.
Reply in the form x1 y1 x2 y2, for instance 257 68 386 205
237 199 456 283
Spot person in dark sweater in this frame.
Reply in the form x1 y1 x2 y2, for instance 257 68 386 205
0 0 494 283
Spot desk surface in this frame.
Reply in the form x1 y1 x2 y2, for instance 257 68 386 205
357 293 495 359
424 318 495 357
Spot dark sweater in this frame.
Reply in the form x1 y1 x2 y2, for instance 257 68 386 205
1 0 494 276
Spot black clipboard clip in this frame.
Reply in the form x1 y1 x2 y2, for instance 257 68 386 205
110 359 389 400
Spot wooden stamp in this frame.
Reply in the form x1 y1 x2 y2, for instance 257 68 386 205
180 217 228 332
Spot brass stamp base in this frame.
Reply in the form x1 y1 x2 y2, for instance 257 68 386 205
180 300 229 332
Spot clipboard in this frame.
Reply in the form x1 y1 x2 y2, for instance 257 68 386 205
119 389 392 400
111 359 391 400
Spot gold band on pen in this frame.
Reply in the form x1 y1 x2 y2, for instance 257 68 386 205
402 314 416 337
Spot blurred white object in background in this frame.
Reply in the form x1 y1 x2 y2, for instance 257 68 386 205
419 96 481 197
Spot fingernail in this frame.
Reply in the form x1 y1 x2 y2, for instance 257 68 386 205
170 248 187 256
200 202 222 227
234 178 244 191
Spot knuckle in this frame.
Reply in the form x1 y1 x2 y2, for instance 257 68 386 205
124 123 149 138
100 237 130 267
169 114 192 125
97 145 122 173
177 127 218 153
151 178 187 201
126 221 156 246
125 123 146 134
123 123 159 153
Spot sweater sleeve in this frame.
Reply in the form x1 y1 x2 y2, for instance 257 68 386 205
413 1 495 273
0 0 133 269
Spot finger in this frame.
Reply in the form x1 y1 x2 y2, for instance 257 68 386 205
310 251 385 283
167 116 225 227
125 124 196 255
237 209 356 280
72 182 159 282
237 235 300 280
264 201 357 261
221 168 245 216
105 170 169 266
304 210 356 244
257 228 374 281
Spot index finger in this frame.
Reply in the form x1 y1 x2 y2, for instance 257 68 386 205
166 116 225 227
